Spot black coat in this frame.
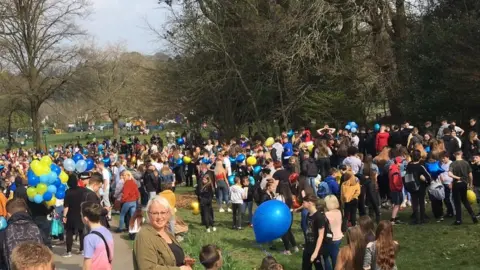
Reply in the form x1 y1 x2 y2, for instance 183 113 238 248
83 189 109 228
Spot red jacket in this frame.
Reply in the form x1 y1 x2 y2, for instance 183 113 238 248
376 132 390 153
121 180 140 203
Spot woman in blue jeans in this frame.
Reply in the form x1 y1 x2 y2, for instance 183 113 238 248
116 171 140 233
214 161 231 212
323 195 344 270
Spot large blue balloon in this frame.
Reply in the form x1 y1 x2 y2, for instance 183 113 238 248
56 190 65 200
426 161 445 180
72 153 84 163
252 200 292 243
98 144 104 150
228 175 235 185
28 170 40 186
0 217 7 231
236 154 246 163
33 194 43 204
50 164 61 175
43 191 53 202
85 158 95 171
253 165 262 175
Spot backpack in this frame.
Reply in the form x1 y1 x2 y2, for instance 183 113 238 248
428 180 445 200
3 219 43 269
317 181 331 199
388 161 403 192
403 172 419 193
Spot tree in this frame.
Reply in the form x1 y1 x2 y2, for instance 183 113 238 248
0 0 89 149
72 44 156 138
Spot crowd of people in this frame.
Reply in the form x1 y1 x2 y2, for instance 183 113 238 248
0 117 479 269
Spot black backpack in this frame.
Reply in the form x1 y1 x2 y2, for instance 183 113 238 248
3 219 43 269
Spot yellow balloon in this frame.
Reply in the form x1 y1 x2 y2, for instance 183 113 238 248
191 201 199 210
308 144 314 153
37 164 51 176
46 197 56 207
26 187 37 198
36 183 48 195
40 156 52 167
246 156 257 166
265 137 274 147
183 156 192 164
192 208 200 215
30 160 42 175
59 171 69 184
467 190 476 204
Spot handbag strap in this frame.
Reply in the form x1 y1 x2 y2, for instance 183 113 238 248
90 231 112 264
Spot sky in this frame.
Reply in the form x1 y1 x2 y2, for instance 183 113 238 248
81 0 173 55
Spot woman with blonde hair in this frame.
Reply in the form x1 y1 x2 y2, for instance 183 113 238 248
116 170 140 233
414 143 427 161
341 172 360 227
214 160 231 213
315 139 332 179
335 227 365 270
323 195 343 270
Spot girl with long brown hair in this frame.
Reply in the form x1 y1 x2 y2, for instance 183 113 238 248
361 155 381 223
363 220 398 270
335 227 365 270
315 139 332 179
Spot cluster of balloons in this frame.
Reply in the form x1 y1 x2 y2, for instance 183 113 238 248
191 201 200 215
63 153 94 173
26 156 69 205
252 200 291 243
345 121 359 133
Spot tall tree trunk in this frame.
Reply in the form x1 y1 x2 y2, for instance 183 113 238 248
112 118 119 139
7 110 14 147
30 100 42 150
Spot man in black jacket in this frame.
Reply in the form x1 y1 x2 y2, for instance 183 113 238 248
83 173 109 228
443 128 460 160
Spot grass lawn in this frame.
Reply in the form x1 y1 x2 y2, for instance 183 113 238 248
133 186 480 270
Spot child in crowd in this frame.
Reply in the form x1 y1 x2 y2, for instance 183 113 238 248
128 208 145 240
358 216 376 243
302 195 327 270
82 201 114 270
341 172 360 227
230 177 246 230
241 176 254 226
11 242 54 270
336 226 366 270
363 221 399 270
199 244 223 270
197 175 216 232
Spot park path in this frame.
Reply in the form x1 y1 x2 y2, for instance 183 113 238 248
52 232 133 270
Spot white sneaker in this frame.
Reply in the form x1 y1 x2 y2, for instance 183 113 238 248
401 202 406 208
219 208 225 213
406 201 412 207
207 228 211 233
62 252 72 258
212 227 217 232
227 208 232 213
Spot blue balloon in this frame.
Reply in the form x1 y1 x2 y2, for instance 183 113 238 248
345 125 351 130
236 154 246 163
425 146 431 153
426 161 445 180
47 185 57 194
72 153 84 163
9 183 16 192
98 144 104 150
40 174 50 184
48 171 58 185
33 194 43 204
0 165 4 171
249 176 255 186
50 164 61 175
252 200 292 243
253 165 262 175
287 130 294 138
374 123 380 131
202 157 211 164
229 156 237 163
86 158 95 171
54 179 62 188
228 175 235 185
55 190 65 200
102 157 111 167
43 191 53 202
176 137 184 145
27 170 40 186
58 184 67 192
351 127 357 133
83 148 89 155
0 217 7 231
176 158 184 166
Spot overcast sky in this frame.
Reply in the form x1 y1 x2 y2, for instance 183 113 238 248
81 0 172 55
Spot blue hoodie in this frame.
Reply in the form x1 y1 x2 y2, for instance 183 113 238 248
324 176 340 195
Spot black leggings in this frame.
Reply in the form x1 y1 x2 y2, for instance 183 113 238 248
411 187 426 222
232 204 242 228
316 158 330 180
452 181 475 222
66 227 84 253
200 203 214 228
302 249 323 270
343 199 358 227
281 213 297 251
359 181 381 223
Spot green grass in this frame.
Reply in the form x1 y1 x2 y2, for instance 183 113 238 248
136 187 480 270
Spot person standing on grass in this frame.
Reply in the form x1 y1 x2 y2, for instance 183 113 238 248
335 226 365 270
116 170 140 233
341 172 360 227
63 175 86 258
229 177 245 230
82 201 114 270
470 153 480 216
196 175 216 233
448 151 478 225
302 195 326 270
439 151 455 218
363 221 398 270
241 176 254 227
388 157 404 225
323 195 343 270
405 150 431 225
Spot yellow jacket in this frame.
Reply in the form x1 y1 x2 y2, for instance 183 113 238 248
341 179 360 203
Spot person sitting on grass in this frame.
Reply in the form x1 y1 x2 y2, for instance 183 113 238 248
199 244 223 270
82 201 114 270
11 242 54 270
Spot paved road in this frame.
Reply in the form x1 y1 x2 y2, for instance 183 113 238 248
52 232 133 270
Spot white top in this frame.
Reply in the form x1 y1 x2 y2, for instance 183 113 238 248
223 157 232 176
229 185 245 204
102 168 111 194
152 161 163 172
440 161 453 185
